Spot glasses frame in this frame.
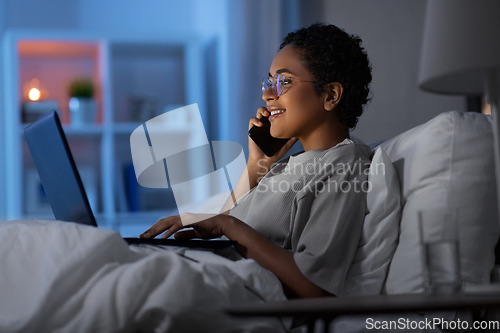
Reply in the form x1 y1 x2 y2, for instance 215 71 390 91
261 73 317 97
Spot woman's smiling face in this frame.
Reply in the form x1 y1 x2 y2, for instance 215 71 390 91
262 45 334 147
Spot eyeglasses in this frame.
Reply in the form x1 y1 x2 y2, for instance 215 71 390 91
261 73 317 97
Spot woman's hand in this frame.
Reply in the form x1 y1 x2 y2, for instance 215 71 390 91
141 211 330 299
140 213 237 240
248 107 298 178
218 108 298 212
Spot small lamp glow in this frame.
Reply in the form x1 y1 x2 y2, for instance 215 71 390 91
28 88 41 101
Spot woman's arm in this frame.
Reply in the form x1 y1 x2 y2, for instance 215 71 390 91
223 217 333 298
219 163 266 214
141 213 332 299
220 107 298 214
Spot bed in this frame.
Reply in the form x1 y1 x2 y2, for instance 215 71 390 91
1 111 498 333
0 219 288 332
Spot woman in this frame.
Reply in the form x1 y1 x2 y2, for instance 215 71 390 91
141 23 372 299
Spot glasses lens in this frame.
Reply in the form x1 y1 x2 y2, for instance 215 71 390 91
275 74 286 96
262 77 270 95
262 74 289 96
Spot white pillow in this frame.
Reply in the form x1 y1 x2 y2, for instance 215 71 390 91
381 111 499 294
342 147 401 296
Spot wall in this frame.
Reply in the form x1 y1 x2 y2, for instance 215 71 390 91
224 0 285 148
0 0 469 219
76 0 196 36
316 0 465 142
214 0 306 156
0 0 5 217
192 0 229 142
209 0 466 150
0 0 248 220
5 0 78 29
76 0 228 143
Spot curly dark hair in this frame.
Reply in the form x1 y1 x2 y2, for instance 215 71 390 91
280 23 372 129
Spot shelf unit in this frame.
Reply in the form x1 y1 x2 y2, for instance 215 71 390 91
2 30 207 233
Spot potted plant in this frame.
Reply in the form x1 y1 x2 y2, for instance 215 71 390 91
68 78 97 126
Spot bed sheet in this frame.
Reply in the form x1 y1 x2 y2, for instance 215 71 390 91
0 219 288 333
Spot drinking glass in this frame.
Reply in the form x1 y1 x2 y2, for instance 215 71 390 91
418 209 461 294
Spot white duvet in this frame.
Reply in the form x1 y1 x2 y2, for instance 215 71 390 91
0 220 288 333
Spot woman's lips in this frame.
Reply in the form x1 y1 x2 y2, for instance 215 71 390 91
268 109 285 122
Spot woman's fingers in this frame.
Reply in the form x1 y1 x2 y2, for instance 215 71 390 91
248 107 270 130
160 221 184 239
141 213 230 240
248 117 263 130
141 215 179 238
174 229 197 240
141 213 215 239
257 107 269 118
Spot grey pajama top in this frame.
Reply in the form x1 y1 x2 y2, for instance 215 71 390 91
229 141 371 296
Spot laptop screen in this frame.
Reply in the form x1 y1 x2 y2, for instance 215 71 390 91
24 111 97 226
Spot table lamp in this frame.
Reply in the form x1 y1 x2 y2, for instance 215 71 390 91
418 0 500 225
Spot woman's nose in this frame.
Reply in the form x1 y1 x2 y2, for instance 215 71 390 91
262 86 278 101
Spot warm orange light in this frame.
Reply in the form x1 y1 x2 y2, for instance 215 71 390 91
29 88 41 101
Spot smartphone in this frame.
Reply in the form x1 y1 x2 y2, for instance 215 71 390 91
248 116 290 157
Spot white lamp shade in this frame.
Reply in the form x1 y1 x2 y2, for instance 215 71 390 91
418 0 500 95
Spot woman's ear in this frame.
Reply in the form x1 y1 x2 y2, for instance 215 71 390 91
324 82 343 111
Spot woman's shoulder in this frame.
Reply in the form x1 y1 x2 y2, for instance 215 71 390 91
319 140 371 164
274 140 370 173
